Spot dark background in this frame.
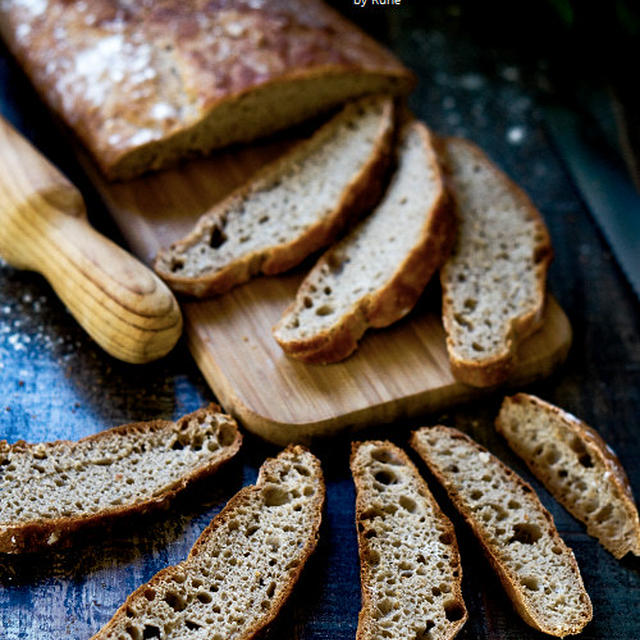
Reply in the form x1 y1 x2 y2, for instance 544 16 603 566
1 1 639 638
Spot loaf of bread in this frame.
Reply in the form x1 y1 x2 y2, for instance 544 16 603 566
496 393 640 559
0 0 413 179
351 440 467 640
411 426 592 638
273 120 454 363
0 404 241 553
89 445 324 640
154 95 395 297
437 137 553 387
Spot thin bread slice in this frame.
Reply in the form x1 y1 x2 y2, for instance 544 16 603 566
437 137 553 387
0 404 241 553
411 426 592 638
154 96 395 297
351 441 467 640
273 120 454 363
90 445 324 640
496 393 640 559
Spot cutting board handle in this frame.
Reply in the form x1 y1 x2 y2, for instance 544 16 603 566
0 116 183 363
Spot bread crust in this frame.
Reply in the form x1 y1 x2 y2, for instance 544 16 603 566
89 445 325 640
0 0 414 179
154 96 396 297
411 426 592 638
437 137 553 387
351 440 467 640
496 393 640 558
0 404 242 553
274 121 456 364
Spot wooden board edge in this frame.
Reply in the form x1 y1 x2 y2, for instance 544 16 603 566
186 296 572 445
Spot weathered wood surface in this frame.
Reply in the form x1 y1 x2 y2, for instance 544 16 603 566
1 3 639 639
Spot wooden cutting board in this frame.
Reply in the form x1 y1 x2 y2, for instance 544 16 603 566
81 138 572 445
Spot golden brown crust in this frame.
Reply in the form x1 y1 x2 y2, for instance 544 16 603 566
0 0 414 179
437 136 553 388
89 444 325 640
351 440 467 640
274 121 456 364
0 404 242 554
411 426 592 638
496 393 640 558
153 96 396 297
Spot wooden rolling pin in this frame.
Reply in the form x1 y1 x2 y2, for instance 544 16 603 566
0 116 183 363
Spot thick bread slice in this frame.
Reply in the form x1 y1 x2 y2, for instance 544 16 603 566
273 120 454 363
437 137 553 387
90 445 324 640
496 393 640 559
154 96 395 297
0 0 413 179
351 441 467 640
0 404 241 553
411 426 592 638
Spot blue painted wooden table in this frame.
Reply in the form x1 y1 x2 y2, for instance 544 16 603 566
1 3 639 638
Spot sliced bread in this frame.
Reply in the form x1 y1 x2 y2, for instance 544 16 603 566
0 404 241 553
351 440 467 640
411 426 592 638
90 445 324 640
273 120 454 363
437 137 553 387
154 96 395 297
496 393 640 559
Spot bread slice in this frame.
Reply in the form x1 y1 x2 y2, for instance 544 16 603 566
351 441 467 640
0 0 413 179
154 95 395 297
89 445 324 640
437 137 553 387
273 120 454 363
496 393 640 559
411 426 592 638
0 404 241 553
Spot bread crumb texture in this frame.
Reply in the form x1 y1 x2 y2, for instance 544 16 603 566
155 96 393 291
412 426 592 638
497 393 640 559
90 445 324 640
0 405 241 552
439 137 551 383
351 441 466 640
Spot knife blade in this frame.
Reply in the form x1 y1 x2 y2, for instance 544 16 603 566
544 104 640 300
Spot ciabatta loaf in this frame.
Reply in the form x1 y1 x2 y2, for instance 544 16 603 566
351 441 467 640
273 120 454 363
496 393 640 559
411 426 592 638
0 0 413 179
154 96 395 297
90 445 324 640
0 404 241 553
437 137 553 387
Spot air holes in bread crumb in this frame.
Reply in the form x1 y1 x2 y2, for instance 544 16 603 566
595 503 613 523
263 486 291 507
266 581 276 598
509 522 542 545
374 470 397 486
508 499 521 510
209 225 227 249
399 496 416 513
316 304 333 316
303 297 313 309
521 576 540 591
439 531 453 545
164 591 186 612
470 490 482 500
444 601 465 622
218 424 237 447
143 588 156 601
197 591 212 604
185 620 201 631
371 448 403 465
377 597 393 616
142 624 161 638
294 464 310 476
125 625 141 640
